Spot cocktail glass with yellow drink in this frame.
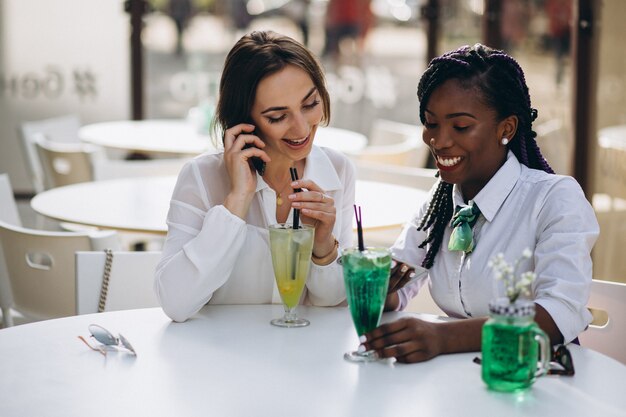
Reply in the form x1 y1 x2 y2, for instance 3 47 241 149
269 223 314 327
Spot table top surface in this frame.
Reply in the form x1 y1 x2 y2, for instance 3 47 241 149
79 120 367 154
0 305 624 417
31 177 427 234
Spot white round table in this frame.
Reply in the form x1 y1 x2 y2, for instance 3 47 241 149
0 305 624 417
79 120 367 155
30 177 427 234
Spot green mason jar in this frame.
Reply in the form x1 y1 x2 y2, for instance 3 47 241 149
481 298 551 392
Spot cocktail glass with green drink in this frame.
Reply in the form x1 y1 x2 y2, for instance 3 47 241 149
342 246 392 362
269 223 314 328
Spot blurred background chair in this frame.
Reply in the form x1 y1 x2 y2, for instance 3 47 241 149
0 174 22 327
579 279 626 364
350 119 429 168
0 220 120 323
20 114 190 191
354 136 427 167
34 134 98 188
369 119 422 146
18 114 82 193
75 251 161 314
355 161 438 191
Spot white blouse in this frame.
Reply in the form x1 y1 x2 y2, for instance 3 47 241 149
392 152 599 343
155 145 355 322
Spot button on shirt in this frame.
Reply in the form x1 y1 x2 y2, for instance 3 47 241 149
155 146 355 322
392 152 599 343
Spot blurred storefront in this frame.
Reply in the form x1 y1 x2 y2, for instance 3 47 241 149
0 0 624 280
0 0 130 192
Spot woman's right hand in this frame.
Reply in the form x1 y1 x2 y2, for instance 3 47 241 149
384 259 416 311
222 123 271 219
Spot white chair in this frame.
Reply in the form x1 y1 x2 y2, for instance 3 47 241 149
0 174 22 327
0 174 21 227
355 160 438 191
75 251 161 314
0 220 120 321
18 114 82 193
579 279 626 364
369 119 422 146
364 120 430 168
34 134 98 188
352 137 426 167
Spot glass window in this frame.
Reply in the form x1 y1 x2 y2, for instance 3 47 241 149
592 0 626 282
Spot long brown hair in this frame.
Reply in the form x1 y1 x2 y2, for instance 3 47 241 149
213 30 330 144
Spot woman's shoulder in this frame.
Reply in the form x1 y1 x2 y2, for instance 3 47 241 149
315 145 356 177
519 166 595 221
178 151 225 176
174 151 226 191
520 165 583 195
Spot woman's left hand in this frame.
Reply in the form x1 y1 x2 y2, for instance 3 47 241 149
360 317 445 363
288 178 336 257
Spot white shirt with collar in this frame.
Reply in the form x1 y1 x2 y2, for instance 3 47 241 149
392 152 599 343
155 145 355 322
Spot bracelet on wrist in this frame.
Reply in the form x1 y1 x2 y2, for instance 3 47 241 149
311 237 339 266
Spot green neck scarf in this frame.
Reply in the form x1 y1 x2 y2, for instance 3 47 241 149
448 202 481 253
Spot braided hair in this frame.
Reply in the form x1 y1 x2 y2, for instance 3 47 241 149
416 44 554 269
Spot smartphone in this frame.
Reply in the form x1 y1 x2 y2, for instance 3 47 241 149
242 128 266 175
243 144 266 175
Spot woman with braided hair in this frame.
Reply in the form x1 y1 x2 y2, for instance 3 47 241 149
359 44 599 363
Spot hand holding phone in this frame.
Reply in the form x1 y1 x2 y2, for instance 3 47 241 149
242 143 266 176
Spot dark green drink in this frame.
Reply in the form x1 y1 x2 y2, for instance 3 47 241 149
342 247 391 362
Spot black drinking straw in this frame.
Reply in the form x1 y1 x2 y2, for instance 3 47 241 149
354 204 365 251
289 167 302 280
289 167 301 229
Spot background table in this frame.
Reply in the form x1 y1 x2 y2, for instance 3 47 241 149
31 177 427 234
1 305 625 417
79 120 367 155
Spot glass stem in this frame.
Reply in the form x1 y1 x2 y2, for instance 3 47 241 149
283 306 296 321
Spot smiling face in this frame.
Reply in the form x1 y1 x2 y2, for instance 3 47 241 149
423 78 515 201
250 65 324 165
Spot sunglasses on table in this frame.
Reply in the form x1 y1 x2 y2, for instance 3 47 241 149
547 344 575 375
78 324 136 356
472 344 575 376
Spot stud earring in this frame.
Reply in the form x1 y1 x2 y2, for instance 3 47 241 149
501 137 509 146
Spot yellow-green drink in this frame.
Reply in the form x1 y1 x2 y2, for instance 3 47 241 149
342 247 391 362
269 223 314 327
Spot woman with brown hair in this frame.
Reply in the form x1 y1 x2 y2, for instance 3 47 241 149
155 31 355 322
